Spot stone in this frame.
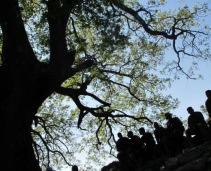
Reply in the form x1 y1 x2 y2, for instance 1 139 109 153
175 156 207 171
177 149 204 165
165 157 179 170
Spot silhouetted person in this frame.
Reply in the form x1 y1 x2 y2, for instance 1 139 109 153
139 127 156 162
164 113 184 156
116 132 129 153
72 165 78 171
117 151 134 171
165 113 184 136
205 90 211 118
127 131 141 153
139 127 156 147
205 90 211 138
153 122 167 157
153 122 166 145
186 107 207 146
125 131 141 165
207 120 211 141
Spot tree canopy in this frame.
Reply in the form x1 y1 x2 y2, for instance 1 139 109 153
0 0 210 170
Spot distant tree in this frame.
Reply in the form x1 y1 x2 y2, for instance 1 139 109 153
0 0 210 170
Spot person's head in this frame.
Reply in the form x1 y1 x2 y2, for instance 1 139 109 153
187 107 194 114
165 112 172 120
72 165 78 171
127 131 133 138
46 167 53 171
117 132 123 138
139 127 145 135
205 90 211 98
153 122 159 129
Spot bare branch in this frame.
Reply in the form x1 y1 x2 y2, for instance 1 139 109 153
32 140 40 161
112 1 177 39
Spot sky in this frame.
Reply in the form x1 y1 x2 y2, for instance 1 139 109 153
60 73 211 169
60 70 211 169
166 62 211 120
60 0 211 171
160 0 211 120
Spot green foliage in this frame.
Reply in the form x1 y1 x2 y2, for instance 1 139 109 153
14 0 211 170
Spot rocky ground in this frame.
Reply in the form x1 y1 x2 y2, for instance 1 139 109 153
101 141 211 171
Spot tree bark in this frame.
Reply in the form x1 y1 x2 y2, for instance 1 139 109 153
0 0 77 170
0 61 55 171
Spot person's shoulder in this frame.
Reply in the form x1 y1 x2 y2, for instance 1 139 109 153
159 126 166 131
131 135 139 139
188 115 192 119
160 126 165 129
195 111 203 115
173 117 180 120
206 98 211 102
145 132 153 136
172 117 182 122
122 137 129 140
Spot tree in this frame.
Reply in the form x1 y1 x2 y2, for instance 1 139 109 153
0 0 210 170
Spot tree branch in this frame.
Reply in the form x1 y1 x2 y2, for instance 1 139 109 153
0 0 38 64
112 1 177 39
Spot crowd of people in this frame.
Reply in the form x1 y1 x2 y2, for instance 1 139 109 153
115 90 211 168
45 90 211 171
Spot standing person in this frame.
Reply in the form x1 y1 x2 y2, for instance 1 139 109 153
205 90 211 118
139 127 155 147
165 113 184 136
116 132 129 153
153 122 166 145
139 127 156 162
127 131 141 165
164 112 184 156
205 90 211 139
185 107 208 145
127 131 141 153
153 122 167 157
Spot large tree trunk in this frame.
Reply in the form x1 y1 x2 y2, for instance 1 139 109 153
0 63 54 171
0 105 41 171
0 0 52 169
0 0 76 170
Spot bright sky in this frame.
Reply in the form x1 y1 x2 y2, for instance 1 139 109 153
166 63 211 120
161 0 211 120
60 0 211 170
